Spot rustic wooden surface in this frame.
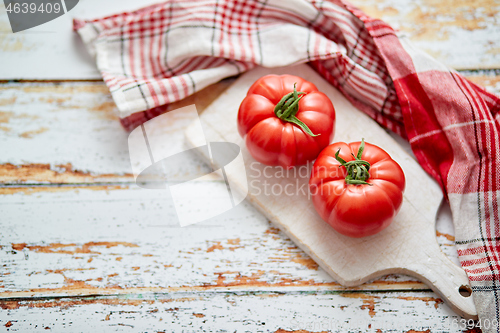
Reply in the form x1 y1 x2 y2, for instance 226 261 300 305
1 0 499 332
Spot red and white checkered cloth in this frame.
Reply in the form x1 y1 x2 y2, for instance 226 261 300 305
74 0 500 328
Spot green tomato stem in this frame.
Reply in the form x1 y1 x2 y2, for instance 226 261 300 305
335 138 373 185
273 83 319 137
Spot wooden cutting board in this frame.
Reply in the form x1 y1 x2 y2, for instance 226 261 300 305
185 64 477 318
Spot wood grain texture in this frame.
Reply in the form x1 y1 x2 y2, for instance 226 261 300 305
0 291 465 332
0 79 233 184
352 0 500 70
0 184 457 299
0 0 498 80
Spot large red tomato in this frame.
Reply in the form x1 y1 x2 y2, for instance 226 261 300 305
237 74 335 167
309 140 405 238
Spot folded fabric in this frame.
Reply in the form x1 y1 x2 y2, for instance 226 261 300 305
74 0 500 329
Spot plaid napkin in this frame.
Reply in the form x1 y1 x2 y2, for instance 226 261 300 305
74 0 500 328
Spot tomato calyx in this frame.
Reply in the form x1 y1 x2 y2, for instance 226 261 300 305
335 138 373 186
273 83 319 137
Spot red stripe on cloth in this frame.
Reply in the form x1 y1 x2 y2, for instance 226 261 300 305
179 75 190 99
467 272 500 282
127 19 139 97
167 76 181 102
173 56 209 77
493 191 500 242
466 266 499 275
461 257 500 275
459 76 492 194
458 246 492 256
141 24 160 108
461 256 489 267
393 73 454 192
465 269 498 282
245 1 257 64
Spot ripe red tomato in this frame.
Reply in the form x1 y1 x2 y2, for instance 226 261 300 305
237 74 335 167
309 140 405 238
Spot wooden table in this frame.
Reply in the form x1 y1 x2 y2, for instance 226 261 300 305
1 0 499 331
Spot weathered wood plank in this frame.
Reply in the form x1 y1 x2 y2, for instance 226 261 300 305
0 185 458 298
353 0 500 70
0 79 233 184
0 0 498 80
0 291 469 332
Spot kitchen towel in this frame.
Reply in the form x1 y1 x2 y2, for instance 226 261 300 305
74 0 500 329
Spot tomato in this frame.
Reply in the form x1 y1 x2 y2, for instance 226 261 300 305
308 139 405 238
237 74 335 167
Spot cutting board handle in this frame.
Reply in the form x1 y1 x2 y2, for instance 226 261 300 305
405 244 477 319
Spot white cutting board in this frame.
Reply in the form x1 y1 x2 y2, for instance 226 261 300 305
185 65 477 318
